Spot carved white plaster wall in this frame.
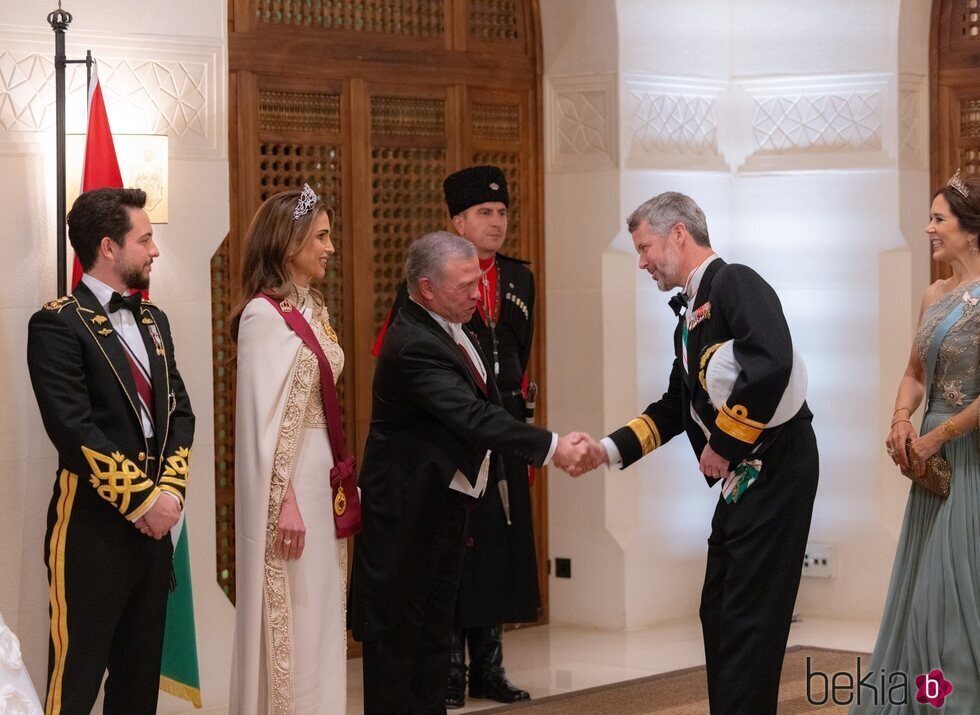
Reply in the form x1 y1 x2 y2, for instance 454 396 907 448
0 29 223 158
899 74 926 170
622 75 727 170
735 74 894 172
546 74 617 171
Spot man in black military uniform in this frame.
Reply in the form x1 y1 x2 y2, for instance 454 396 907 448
371 166 538 706
27 187 195 714
587 192 818 715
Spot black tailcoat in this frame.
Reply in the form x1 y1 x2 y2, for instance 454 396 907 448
350 298 552 713
27 281 194 714
349 298 552 642
381 254 540 625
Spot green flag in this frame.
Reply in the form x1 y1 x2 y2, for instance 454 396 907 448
160 520 202 707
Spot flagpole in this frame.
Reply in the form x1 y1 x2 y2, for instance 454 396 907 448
48 3 72 298
48 3 91 297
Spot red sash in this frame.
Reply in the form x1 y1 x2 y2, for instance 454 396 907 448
259 293 361 538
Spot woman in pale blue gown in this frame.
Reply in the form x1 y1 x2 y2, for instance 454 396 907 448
852 171 980 714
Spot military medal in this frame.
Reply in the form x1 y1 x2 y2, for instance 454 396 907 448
147 323 165 356
334 486 347 516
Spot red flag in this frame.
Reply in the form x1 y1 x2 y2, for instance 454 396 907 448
72 63 123 290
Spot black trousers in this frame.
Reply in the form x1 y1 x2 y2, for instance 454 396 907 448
44 469 173 715
362 490 469 715
699 419 819 715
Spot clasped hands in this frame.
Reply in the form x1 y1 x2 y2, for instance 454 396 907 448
552 432 608 477
133 492 181 540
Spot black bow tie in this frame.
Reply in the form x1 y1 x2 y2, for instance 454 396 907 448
668 292 688 317
108 291 142 314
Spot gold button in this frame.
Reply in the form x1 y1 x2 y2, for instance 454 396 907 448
138 452 146 461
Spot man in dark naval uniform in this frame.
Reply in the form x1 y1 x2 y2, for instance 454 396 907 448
27 188 195 714
587 192 818 715
371 166 538 706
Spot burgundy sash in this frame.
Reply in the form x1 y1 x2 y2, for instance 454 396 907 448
259 293 361 538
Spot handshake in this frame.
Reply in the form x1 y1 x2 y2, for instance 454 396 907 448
552 432 608 477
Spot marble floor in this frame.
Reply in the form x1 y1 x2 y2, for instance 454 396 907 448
344 616 880 713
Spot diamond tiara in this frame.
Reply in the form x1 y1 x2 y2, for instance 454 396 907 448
947 169 970 199
293 183 319 220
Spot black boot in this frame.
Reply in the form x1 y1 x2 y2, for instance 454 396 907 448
445 629 467 709
467 624 530 703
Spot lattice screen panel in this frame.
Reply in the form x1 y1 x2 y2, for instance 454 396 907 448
469 0 520 42
256 0 444 35
960 148 980 176
259 90 341 133
371 96 445 137
956 0 980 38
473 150 522 258
472 103 520 143
211 237 237 602
961 98 980 137
371 146 447 329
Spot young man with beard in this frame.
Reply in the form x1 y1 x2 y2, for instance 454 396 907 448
27 187 195 714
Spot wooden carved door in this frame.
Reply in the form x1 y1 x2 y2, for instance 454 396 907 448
213 1 548 646
932 0 980 279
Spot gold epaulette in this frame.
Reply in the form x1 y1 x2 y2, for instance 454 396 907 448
41 295 76 312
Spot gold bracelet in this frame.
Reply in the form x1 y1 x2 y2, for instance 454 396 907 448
893 407 912 417
890 418 912 428
941 419 961 441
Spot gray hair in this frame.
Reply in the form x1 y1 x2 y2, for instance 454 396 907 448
626 191 711 247
405 231 477 295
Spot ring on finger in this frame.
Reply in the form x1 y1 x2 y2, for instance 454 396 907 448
886 447 896 456
284 537 292 545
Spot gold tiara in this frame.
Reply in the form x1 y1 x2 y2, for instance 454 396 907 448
947 169 970 199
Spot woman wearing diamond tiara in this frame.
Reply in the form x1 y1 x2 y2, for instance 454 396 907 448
852 170 980 714
229 185 348 713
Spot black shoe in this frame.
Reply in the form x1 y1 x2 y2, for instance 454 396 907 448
469 666 530 703
445 666 466 709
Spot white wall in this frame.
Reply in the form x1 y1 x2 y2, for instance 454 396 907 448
542 0 934 631
0 3 231 712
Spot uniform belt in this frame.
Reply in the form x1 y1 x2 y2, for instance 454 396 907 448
501 388 524 398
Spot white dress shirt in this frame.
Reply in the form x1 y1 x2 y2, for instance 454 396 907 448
81 274 154 437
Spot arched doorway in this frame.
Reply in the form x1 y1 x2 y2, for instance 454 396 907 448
210 0 550 649
931 0 980 278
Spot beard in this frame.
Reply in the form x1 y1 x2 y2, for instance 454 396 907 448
118 261 151 291
655 244 682 292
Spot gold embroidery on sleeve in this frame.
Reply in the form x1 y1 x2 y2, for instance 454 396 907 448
159 447 191 491
81 446 154 515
